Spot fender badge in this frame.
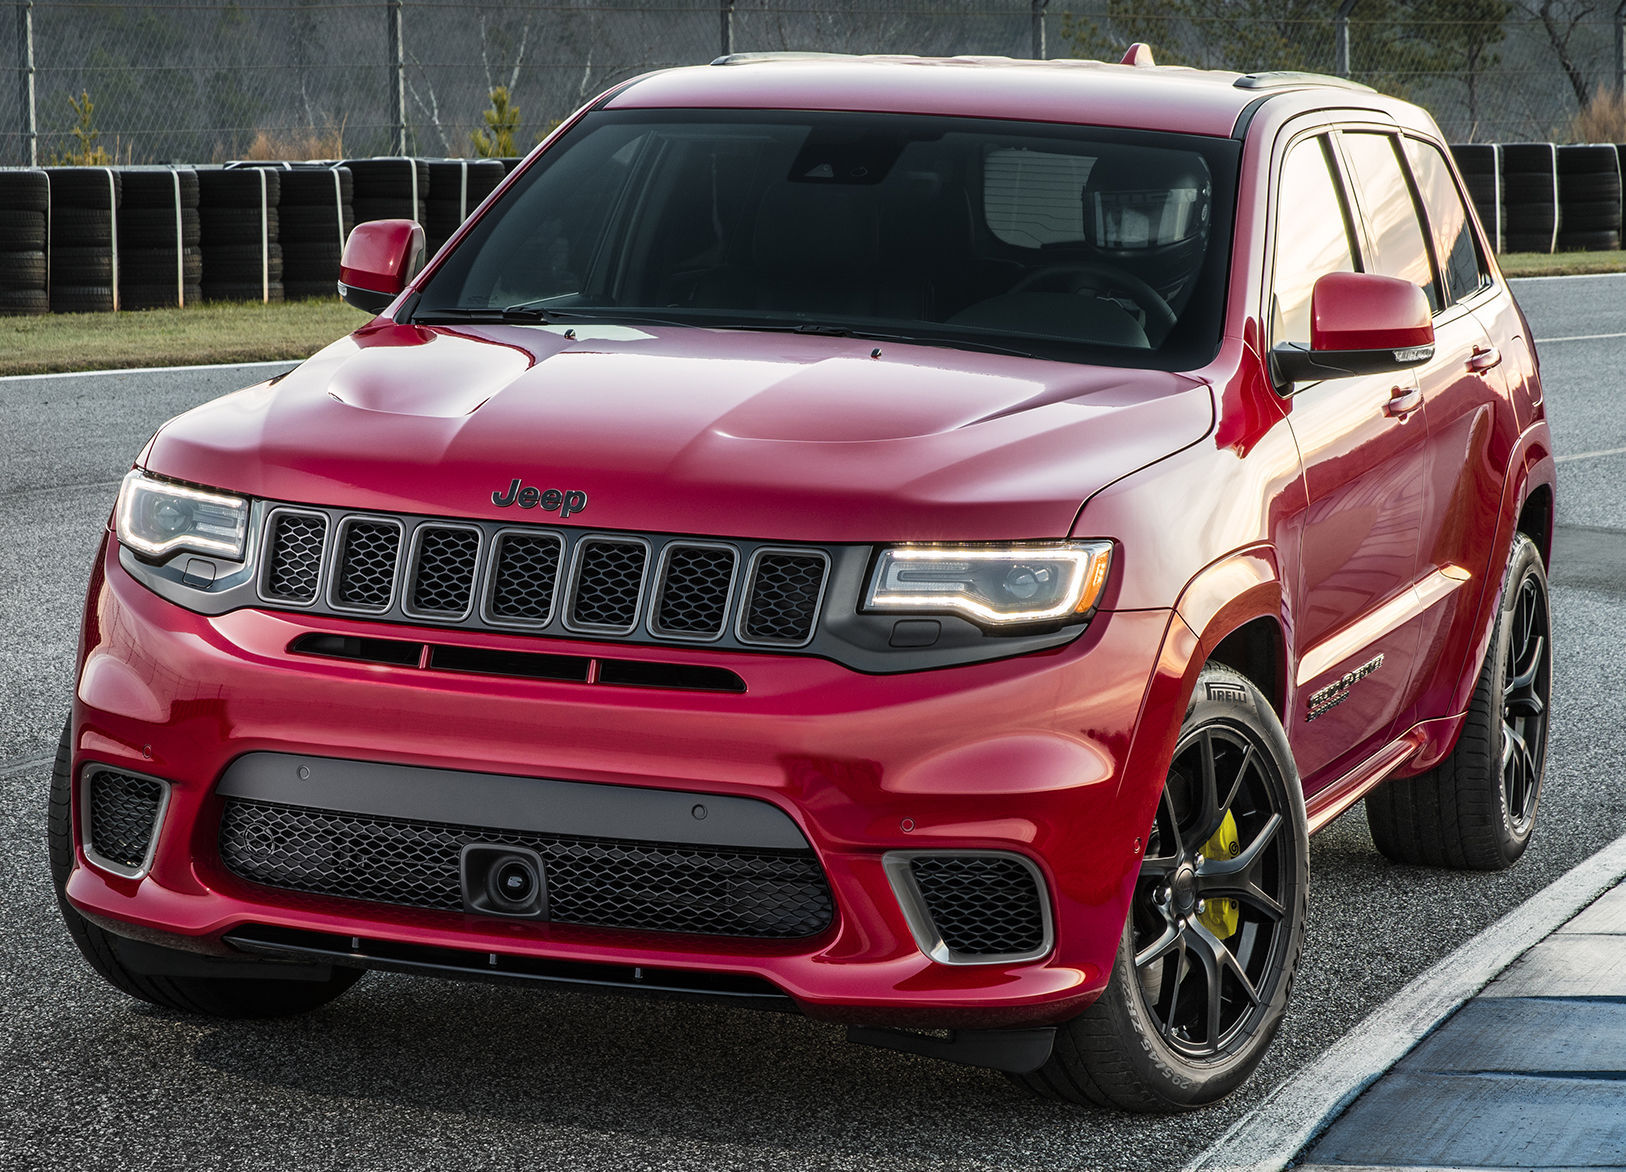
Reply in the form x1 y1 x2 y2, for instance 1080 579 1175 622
1306 654 1384 722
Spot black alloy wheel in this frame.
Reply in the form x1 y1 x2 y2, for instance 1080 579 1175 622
1016 665 1309 1111
1367 533 1551 870
1501 561 1550 837
1134 723 1293 1060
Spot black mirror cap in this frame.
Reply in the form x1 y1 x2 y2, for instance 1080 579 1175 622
338 281 396 314
1271 340 1435 384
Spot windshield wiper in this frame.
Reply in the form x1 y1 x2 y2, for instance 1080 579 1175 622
699 319 1039 360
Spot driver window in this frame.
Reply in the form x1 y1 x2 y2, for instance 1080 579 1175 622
1270 135 1359 348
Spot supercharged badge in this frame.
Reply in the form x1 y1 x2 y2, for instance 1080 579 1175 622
491 479 589 518
1306 654 1384 721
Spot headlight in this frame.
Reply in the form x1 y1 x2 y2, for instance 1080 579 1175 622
864 541 1112 627
114 470 249 561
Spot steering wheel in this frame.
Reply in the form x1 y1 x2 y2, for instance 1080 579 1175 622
1007 262 1178 337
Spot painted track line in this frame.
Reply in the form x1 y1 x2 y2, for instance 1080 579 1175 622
1538 331 1626 343
1556 444 1626 464
0 358 296 384
1509 271 1626 283
1183 827 1626 1172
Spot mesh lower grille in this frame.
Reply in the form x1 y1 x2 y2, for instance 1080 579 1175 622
87 770 165 870
654 545 735 637
569 539 647 630
333 520 400 610
910 855 1046 957
742 553 827 644
218 799 835 939
263 512 325 602
488 532 562 623
410 526 481 615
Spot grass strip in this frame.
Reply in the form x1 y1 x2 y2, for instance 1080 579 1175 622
0 298 370 377
1498 250 1626 277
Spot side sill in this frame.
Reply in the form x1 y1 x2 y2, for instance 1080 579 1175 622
1305 727 1426 835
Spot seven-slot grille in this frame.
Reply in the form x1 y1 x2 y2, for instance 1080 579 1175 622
257 506 830 649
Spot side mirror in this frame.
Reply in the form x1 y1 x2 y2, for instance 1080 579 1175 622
338 219 425 313
1271 271 1435 384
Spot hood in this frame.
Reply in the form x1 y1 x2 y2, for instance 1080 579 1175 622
144 321 1214 542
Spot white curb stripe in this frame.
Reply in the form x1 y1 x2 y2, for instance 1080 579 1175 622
0 359 296 384
1555 444 1626 464
1183 827 1626 1172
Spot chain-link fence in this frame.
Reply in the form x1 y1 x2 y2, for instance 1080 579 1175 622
2 0 1622 166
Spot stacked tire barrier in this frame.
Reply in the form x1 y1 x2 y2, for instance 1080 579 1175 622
276 167 354 300
0 169 50 316
1498 143 1559 253
1449 144 1501 254
1556 144 1622 252
425 159 504 255
118 168 202 310
199 168 283 302
45 166 122 313
344 157 430 228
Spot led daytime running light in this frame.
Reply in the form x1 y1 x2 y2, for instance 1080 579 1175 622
866 542 1112 626
115 469 249 561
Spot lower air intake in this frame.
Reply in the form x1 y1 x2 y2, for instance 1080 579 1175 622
218 799 835 940
86 769 166 872
907 854 1049 960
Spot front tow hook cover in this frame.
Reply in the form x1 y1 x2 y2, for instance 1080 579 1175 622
460 843 549 918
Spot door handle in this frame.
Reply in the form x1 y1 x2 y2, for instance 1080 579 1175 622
1385 386 1423 417
1468 345 1502 372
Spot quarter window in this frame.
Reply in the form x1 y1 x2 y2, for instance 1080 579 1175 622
1403 137 1490 307
1339 132 1440 312
1270 135 1359 348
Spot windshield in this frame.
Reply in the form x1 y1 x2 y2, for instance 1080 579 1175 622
413 110 1239 369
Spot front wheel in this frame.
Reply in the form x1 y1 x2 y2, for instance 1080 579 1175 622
1016 665 1310 1111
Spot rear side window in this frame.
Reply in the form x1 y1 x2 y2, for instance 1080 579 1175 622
1339 131 1440 312
1402 137 1490 308
1270 135 1359 348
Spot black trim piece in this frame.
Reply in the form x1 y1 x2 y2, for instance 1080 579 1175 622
225 925 797 1009
213 753 811 850
427 643 591 683
291 633 423 666
846 1025 1057 1074
596 659 746 693
1232 93 1276 141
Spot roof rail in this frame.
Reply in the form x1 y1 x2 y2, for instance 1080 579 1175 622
1233 70 1374 92
711 51 857 66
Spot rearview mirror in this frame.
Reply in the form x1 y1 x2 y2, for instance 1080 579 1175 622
338 219 425 313
1271 271 1435 384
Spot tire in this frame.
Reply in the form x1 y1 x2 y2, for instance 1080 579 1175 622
200 206 280 243
0 212 48 250
51 246 114 285
50 285 115 313
120 254 203 285
1556 144 1618 175
121 167 199 206
119 208 202 247
203 281 285 303
1367 534 1551 870
1556 198 1621 231
1503 175 1556 202
43 166 122 206
1503 234 1555 253
0 287 49 315
0 169 50 212
0 251 47 287
199 168 281 208
1557 229 1622 251
1559 174 1621 204
279 167 353 204
48 721 363 1016
1014 665 1309 1111
49 205 116 243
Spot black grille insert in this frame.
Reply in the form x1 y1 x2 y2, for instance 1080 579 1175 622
219 800 834 939
741 552 827 645
569 539 647 631
654 545 736 638
333 519 400 611
487 532 562 624
263 511 326 602
410 525 481 616
910 855 1046 957
87 769 165 871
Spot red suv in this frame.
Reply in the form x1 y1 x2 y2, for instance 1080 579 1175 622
52 52 1555 1111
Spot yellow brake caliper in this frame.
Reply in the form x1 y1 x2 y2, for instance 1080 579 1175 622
1198 811 1241 939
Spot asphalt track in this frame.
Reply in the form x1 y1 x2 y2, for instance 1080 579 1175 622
0 275 1622 1171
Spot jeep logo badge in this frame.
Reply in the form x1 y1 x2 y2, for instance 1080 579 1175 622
491 479 589 518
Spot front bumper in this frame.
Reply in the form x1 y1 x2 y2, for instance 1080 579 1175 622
68 535 1184 1028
